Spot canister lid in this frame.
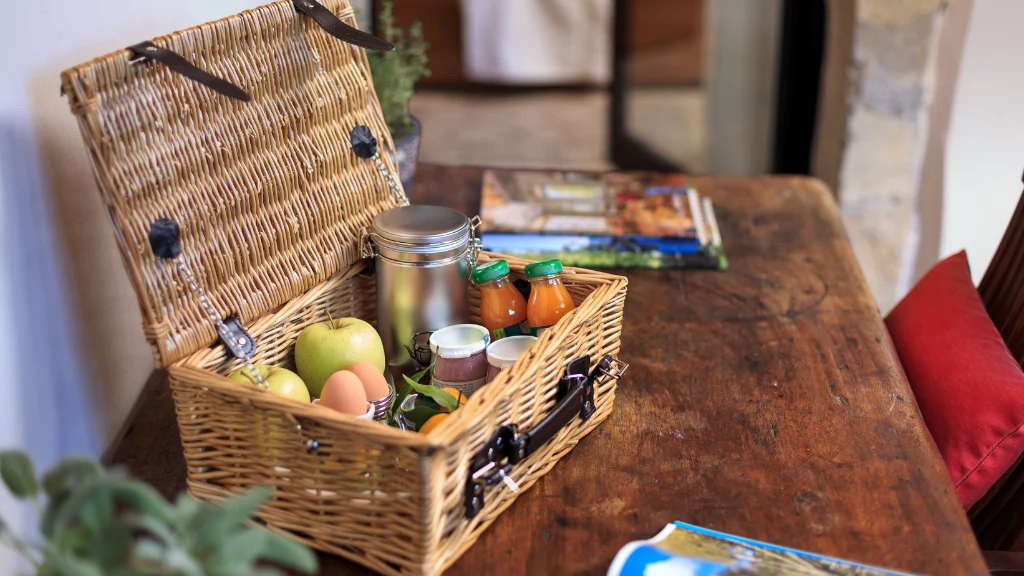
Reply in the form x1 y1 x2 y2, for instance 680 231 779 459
372 205 470 247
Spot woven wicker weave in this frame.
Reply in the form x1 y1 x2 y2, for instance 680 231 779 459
61 2 628 574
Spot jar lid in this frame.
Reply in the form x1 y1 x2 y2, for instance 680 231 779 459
372 205 470 247
525 259 564 278
486 335 538 368
471 260 510 284
429 324 490 358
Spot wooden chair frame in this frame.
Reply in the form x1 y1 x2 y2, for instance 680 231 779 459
971 180 1024 557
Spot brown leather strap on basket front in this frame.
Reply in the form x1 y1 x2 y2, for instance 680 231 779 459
127 41 251 102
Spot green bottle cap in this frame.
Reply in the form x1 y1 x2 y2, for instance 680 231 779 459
524 259 564 278
472 259 510 284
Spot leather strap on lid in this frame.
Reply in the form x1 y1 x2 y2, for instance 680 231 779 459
127 41 251 102
293 0 394 51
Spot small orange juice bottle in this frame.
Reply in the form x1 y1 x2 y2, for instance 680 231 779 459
472 260 528 340
525 260 576 337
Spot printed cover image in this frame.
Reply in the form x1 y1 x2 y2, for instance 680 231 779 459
480 170 701 239
608 522 912 576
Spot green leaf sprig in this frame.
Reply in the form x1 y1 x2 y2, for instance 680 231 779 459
387 368 463 430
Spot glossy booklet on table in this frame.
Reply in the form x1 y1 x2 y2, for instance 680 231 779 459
478 169 726 269
608 522 912 576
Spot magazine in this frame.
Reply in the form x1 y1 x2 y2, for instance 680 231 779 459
608 522 912 576
479 169 726 269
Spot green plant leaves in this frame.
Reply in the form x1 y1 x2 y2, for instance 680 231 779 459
388 367 428 422
367 0 431 136
40 458 106 539
110 480 174 524
402 375 458 410
129 537 166 564
3 454 319 576
206 524 317 575
215 529 270 569
88 522 133 567
0 450 38 498
124 512 179 549
163 546 204 576
195 486 272 552
261 531 318 574
42 456 101 498
400 406 441 429
78 486 114 532
41 547 104 576
171 492 200 530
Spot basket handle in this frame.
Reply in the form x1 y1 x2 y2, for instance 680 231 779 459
464 354 628 519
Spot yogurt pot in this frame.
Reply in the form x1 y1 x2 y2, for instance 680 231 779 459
485 335 538 383
429 324 490 397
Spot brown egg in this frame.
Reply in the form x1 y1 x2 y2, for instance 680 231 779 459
349 361 390 401
319 370 369 416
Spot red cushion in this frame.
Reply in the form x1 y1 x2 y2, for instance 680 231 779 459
886 250 1024 509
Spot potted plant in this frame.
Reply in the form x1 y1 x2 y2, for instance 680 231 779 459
367 1 431 191
0 451 317 575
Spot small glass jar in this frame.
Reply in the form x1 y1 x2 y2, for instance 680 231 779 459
525 259 576 337
486 335 538 383
429 324 491 397
472 259 528 341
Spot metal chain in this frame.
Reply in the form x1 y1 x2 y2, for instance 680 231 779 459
372 152 407 205
173 260 268 389
468 215 483 269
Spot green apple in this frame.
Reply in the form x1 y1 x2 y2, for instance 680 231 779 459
228 364 310 403
295 318 386 397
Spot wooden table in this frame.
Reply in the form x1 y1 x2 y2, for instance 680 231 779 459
110 165 986 575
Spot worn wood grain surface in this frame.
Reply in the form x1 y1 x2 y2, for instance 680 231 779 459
109 165 986 575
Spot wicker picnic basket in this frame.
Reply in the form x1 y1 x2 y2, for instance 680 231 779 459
60 1 628 574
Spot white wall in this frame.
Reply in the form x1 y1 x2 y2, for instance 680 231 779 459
0 1 325 566
944 0 1024 282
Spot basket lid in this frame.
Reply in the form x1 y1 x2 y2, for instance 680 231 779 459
60 0 403 367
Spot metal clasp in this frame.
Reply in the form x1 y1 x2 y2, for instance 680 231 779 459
360 230 375 259
465 424 520 518
468 215 484 269
597 357 629 380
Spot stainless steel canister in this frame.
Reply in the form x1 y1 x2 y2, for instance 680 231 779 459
363 205 481 379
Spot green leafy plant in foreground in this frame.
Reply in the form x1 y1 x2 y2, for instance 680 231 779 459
367 0 431 138
0 451 317 576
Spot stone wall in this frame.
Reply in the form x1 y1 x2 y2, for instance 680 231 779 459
836 0 949 313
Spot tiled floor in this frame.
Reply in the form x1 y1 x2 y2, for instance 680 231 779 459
412 90 614 171
411 88 707 172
